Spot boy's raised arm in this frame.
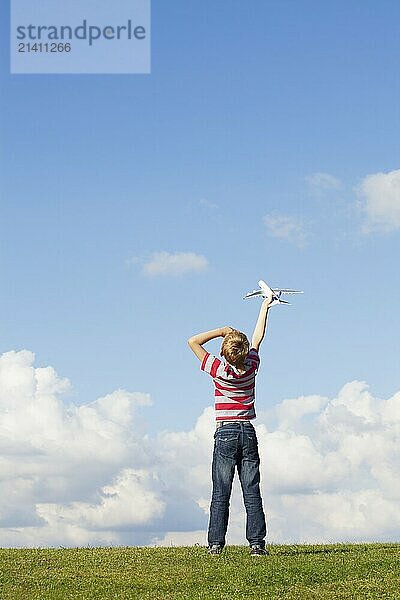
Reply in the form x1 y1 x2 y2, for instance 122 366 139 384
188 327 233 362
251 297 273 351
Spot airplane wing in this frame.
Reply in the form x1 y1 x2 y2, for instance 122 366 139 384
272 289 303 295
243 289 263 299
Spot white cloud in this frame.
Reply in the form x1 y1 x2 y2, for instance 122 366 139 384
199 198 218 210
275 394 327 430
140 251 208 277
38 469 165 530
356 169 400 233
153 530 206 547
0 349 163 547
263 213 306 246
306 172 342 194
1 349 400 548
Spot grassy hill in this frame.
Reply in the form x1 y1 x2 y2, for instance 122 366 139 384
1 543 399 599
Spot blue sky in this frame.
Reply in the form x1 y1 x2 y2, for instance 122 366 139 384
1 0 399 439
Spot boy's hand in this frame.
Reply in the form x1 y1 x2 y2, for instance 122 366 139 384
188 327 233 362
263 291 274 307
221 326 234 337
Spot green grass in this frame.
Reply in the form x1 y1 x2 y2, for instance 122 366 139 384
1 543 399 600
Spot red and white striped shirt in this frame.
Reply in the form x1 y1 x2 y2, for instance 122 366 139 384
201 349 260 421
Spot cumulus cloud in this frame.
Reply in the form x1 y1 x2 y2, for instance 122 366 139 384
1 349 400 548
263 213 306 247
306 172 342 195
356 169 400 233
38 469 165 530
0 350 163 547
156 379 400 545
130 251 208 277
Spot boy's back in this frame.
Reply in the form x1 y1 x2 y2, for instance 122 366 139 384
200 348 260 421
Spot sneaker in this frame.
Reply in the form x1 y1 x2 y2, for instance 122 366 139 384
250 544 268 556
207 543 223 555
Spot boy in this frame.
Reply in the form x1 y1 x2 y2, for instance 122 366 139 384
188 293 273 556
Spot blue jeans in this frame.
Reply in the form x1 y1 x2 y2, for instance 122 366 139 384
208 421 267 548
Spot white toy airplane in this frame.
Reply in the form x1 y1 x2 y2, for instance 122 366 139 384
243 280 303 306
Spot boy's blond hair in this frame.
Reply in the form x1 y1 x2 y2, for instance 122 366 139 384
221 329 250 370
